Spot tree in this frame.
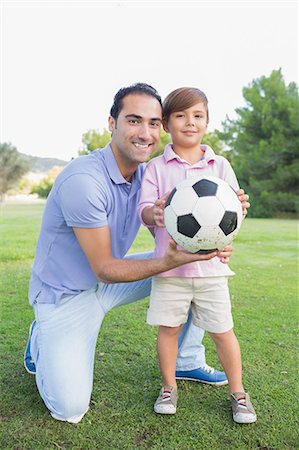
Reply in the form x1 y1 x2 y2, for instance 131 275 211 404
78 129 111 155
31 177 53 199
31 166 64 199
77 127 229 162
219 69 299 217
0 142 29 203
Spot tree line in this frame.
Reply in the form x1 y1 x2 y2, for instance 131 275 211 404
1 69 298 217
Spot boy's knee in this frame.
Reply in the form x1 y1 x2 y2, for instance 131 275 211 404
159 325 182 336
209 328 234 342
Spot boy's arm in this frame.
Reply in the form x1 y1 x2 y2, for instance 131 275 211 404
141 192 170 227
222 158 250 216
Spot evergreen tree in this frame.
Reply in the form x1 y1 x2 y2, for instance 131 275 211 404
220 69 299 217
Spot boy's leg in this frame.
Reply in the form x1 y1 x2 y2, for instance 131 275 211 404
209 330 257 424
157 325 181 389
209 329 243 394
154 325 181 415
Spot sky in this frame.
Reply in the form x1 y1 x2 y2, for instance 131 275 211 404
1 1 298 161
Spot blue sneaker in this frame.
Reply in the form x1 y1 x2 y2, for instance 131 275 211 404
24 321 36 375
176 364 228 386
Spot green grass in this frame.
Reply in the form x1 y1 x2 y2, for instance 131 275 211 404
0 203 298 449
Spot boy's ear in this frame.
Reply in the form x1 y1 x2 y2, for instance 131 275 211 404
162 119 169 133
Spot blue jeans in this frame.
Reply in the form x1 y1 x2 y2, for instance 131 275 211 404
30 252 205 422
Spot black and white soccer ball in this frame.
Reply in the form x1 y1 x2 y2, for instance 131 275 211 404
164 175 243 254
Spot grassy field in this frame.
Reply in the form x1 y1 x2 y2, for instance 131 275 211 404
0 203 298 450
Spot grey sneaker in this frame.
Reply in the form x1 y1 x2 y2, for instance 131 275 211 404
231 392 257 424
154 386 178 415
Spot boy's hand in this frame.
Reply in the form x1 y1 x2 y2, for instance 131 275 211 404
153 192 170 227
236 189 250 216
218 244 233 263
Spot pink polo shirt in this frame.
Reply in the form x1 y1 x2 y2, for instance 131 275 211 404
137 144 240 278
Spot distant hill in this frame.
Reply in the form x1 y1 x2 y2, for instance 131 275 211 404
20 152 69 173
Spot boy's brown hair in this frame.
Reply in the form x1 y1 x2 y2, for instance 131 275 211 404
163 87 209 124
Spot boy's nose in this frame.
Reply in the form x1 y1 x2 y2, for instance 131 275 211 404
185 116 195 126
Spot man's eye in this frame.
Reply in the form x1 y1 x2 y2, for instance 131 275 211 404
128 119 139 124
151 122 161 127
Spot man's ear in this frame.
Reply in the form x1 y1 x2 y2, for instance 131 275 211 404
108 116 116 134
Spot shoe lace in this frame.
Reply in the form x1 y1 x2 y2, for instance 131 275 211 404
161 387 174 402
200 364 215 374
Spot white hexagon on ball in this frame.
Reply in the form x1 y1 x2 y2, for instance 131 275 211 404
193 196 225 227
171 187 200 216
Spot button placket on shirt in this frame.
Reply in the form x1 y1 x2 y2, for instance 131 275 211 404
186 158 208 180
123 183 136 236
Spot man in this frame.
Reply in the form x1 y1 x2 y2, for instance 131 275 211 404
24 83 248 423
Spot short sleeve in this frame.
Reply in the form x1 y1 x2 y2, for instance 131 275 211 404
137 162 159 225
221 158 240 191
57 173 108 228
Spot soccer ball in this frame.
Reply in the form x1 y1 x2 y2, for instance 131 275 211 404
164 175 243 254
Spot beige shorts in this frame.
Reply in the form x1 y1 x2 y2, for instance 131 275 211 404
147 276 233 333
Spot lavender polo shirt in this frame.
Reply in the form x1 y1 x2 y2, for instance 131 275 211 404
29 144 144 305
137 144 239 278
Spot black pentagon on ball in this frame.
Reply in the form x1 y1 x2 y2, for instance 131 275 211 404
197 248 218 254
192 179 218 197
165 188 177 207
177 214 200 238
219 211 238 236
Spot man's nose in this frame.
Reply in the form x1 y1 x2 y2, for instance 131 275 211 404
138 123 151 140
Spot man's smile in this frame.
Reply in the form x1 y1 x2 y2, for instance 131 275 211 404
132 142 153 148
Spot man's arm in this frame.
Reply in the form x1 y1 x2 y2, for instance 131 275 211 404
73 226 232 284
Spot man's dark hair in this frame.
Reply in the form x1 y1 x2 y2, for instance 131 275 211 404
110 83 162 120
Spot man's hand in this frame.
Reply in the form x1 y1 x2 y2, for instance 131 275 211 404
164 240 234 268
236 189 250 216
164 239 217 266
